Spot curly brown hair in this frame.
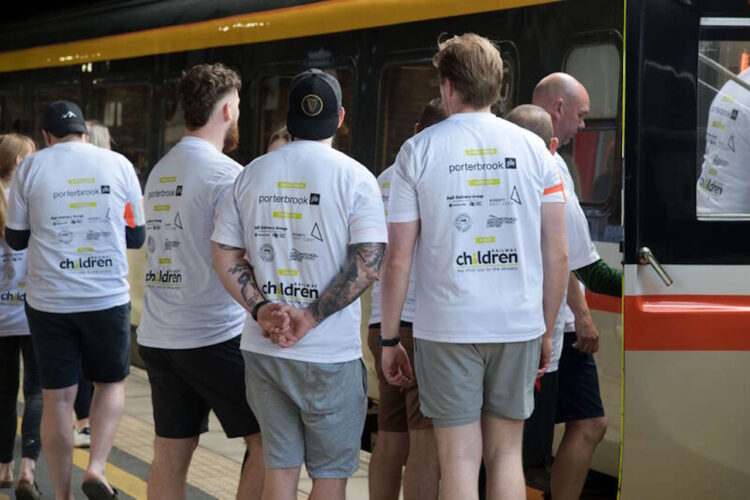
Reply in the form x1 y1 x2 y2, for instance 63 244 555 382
178 63 242 130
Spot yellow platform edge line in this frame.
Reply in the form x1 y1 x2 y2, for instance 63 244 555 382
0 0 560 73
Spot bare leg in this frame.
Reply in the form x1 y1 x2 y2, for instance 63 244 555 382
76 418 91 431
82 381 125 494
18 458 36 484
0 461 13 483
262 467 300 500
481 415 525 500
368 430 408 500
434 421 482 500
403 427 439 500
309 478 346 500
147 436 198 500
237 433 264 500
41 385 77 500
550 416 607 500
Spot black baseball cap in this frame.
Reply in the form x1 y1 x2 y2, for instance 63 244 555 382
42 101 88 138
286 69 342 141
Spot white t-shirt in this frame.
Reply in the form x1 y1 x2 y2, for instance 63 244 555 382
548 154 600 372
6 142 145 313
387 112 565 343
369 165 416 325
0 187 29 336
212 140 388 363
137 137 246 349
697 69 750 215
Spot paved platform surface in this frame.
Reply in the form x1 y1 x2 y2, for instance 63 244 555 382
0 366 545 499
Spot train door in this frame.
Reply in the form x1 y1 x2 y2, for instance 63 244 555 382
623 1 750 497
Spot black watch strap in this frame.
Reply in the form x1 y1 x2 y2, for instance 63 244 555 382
378 336 401 347
251 300 270 321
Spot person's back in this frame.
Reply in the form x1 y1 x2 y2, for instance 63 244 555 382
138 137 245 347
229 139 380 360
393 114 559 341
10 141 141 312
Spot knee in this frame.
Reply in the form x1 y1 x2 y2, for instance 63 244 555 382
374 431 410 460
574 417 607 445
153 436 199 463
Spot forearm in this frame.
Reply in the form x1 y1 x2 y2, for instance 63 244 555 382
566 273 592 322
541 203 568 335
380 254 412 341
574 258 622 298
212 243 265 314
308 242 385 325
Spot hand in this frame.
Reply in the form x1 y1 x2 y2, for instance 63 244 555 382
537 334 551 379
258 303 290 338
572 313 600 353
269 306 317 348
382 343 413 386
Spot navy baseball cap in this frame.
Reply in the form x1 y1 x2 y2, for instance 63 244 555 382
286 69 342 141
43 101 88 138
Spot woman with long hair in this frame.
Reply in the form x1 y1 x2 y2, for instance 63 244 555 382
0 133 42 500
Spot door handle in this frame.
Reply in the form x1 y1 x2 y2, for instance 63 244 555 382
637 247 673 287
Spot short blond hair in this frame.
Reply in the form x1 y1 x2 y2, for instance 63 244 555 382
433 33 503 109
505 105 554 148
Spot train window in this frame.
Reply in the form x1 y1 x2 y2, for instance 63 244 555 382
696 19 750 220
0 90 26 134
163 82 184 155
258 68 354 154
90 84 152 183
33 87 81 148
376 63 440 174
563 41 621 205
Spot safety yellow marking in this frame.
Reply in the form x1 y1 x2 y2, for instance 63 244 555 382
72 449 147 499
0 0 560 72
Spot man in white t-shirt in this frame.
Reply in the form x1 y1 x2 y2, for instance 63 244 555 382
367 98 446 500
380 34 569 500
136 63 264 500
5 101 145 500
212 69 387 500
697 68 750 216
532 73 610 500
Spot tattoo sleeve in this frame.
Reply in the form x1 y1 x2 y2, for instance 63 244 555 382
213 243 265 313
308 242 385 324
226 259 265 311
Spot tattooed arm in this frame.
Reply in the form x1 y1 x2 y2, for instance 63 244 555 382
277 242 385 347
212 242 288 334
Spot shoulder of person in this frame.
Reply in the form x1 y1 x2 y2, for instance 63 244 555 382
376 165 395 184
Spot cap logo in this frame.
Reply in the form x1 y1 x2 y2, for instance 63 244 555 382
302 94 323 117
61 111 77 119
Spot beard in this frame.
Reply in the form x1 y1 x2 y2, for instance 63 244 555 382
223 120 240 153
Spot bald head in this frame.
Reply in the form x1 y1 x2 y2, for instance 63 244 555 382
505 105 554 148
532 72 590 146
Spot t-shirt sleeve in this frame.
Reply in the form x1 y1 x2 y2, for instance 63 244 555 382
349 169 388 245
566 202 600 270
123 161 145 228
211 163 240 215
211 179 246 249
541 153 566 204
386 142 420 223
5 159 30 231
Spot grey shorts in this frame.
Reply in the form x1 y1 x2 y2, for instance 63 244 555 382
242 351 367 478
414 337 541 427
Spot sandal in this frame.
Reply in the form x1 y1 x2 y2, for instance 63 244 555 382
82 478 118 499
15 480 42 500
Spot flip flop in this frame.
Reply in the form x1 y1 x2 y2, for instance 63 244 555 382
82 479 118 499
0 479 12 488
15 480 42 500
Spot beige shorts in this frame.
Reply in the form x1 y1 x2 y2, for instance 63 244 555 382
414 337 541 427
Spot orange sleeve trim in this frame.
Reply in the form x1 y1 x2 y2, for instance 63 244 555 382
124 202 135 229
543 182 565 199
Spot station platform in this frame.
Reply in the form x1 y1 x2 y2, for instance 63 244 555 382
1 366 545 499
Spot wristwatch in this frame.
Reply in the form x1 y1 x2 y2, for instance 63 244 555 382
378 336 401 347
251 300 270 321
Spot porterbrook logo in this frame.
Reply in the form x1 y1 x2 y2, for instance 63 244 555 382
145 269 182 284
261 281 319 300
259 194 309 205
455 249 518 267
54 188 100 199
59 256 113 270
148 188 179 199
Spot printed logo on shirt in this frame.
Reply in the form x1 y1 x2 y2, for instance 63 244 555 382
53 187 101 199
455 248 519 271
147 236 156 253
255 225 288 239
69 202 97 209
259 194 309 205
731 109 739 120
148 187 180 199
309 193 321 205
86 230 111 241
164 239 181 251
278 181 307 189
59 255 114 271
0 291 25 304
175 186 183 196
145 268 183 287
446 194 484 208
289 249 318 262
101 185 111 194
57 230 74 244
465 148 497 156
475 236 495 244
505 158 517 169
448 161 504 174
468 178 500 187
311 223 323 242
159 176 177 183
486 215 517 228
68 178 95 185
261 280 319 301
453 213 472 232
259 244 275 262
698 176 723 196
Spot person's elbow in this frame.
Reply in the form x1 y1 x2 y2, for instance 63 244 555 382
125 225 146 249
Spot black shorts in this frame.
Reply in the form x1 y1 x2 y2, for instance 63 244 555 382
555 332 605 423
138 336 260 439
25 302 131 390
522 370 559 468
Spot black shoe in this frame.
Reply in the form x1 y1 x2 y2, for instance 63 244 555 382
82 479 118 500
15 480 42 500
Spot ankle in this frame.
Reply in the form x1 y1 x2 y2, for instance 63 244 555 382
0 461 13 480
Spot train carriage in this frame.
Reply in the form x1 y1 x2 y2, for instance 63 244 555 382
0 0 747 497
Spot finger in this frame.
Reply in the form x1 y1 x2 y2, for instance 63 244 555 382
400 360 414 381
